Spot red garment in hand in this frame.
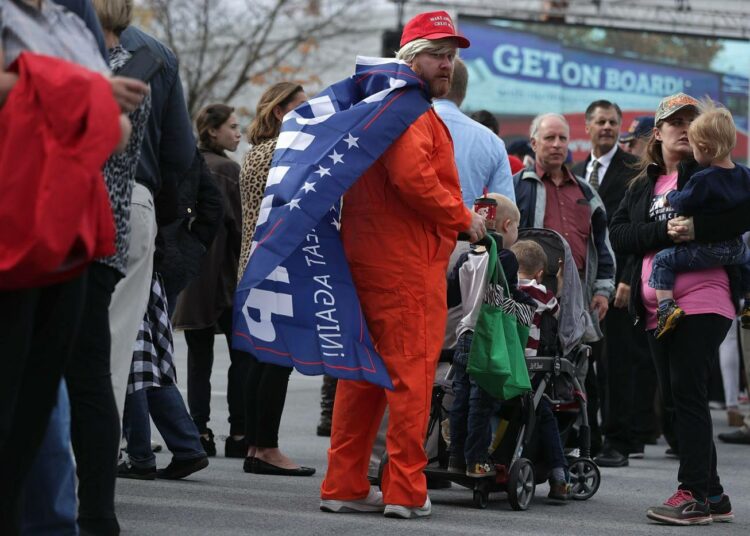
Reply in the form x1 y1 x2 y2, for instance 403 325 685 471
0 52 121 289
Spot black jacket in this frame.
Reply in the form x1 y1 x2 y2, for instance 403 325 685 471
157 149 223 304
573 147 640 285
609 159 748 324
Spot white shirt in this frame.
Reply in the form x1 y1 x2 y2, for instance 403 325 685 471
585 144 618 188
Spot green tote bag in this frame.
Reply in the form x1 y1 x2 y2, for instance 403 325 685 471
467 235 533 400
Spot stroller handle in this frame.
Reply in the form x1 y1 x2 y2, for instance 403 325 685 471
457 231 503 249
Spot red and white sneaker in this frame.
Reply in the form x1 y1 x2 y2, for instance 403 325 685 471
646 489 712 525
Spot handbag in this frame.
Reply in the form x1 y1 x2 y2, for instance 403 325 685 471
467 235 532 400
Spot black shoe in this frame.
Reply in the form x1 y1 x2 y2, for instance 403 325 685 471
665 447 680 458
316 417 332 437
117 460 156 480
225 436 247 458
717 429 750 444
78 516 121 536
199 429 217 457
594 447 629 467
243 456 256 473
253 458 315 476
426 475 452 489
156 456 209 480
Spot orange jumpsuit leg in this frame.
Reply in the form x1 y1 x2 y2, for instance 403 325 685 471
320 379 387 501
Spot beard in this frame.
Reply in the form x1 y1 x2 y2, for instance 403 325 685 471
411 60 452 99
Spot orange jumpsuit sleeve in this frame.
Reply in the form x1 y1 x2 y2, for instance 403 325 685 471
380 111 473 232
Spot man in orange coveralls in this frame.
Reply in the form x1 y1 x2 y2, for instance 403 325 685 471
320 11 486 519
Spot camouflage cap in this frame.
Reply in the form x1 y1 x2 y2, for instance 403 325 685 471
655 93 700 124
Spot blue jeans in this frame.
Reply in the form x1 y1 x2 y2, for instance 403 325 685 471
449 332 495 465
650 238 750 292
21 381 78 536
536 398 567 474
122 384 205 468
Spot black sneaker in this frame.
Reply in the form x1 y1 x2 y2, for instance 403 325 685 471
629 444 644 459
655 302 684 339
156 456 209 480
117 461 156 480
646 489 712 525
200 429 217 457
225 436 247 458
709 494 734 522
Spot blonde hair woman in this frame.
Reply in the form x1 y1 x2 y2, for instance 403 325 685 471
237 82 312 476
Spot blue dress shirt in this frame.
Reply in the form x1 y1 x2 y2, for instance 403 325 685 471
433 99 515 208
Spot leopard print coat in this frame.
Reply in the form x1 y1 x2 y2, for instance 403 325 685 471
237 138 277 282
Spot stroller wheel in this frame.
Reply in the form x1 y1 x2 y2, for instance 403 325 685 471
473 486 490 509
568 458 600 500
507 458 535 511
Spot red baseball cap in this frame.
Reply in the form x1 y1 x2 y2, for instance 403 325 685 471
400 11 470 49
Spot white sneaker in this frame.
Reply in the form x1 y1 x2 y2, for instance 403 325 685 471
383 496 432 519
320 487 385 513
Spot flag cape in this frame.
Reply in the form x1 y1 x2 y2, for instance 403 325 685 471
232 57 432 389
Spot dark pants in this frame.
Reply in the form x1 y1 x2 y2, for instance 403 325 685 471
585 338 605 455
537 398 567 473
0 274 87 535
602 306 653 454
122 384 205 468
647 314 731 501
244 353 292 448
185 308 249 436
449 333 495 465
65 263 121 527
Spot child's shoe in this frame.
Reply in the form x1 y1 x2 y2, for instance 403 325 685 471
466 461 496 478
741 304 750 329
547 479 571 502
655 301 684 339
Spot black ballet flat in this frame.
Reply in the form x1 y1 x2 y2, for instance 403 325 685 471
253 458 316 476
243 456 256 473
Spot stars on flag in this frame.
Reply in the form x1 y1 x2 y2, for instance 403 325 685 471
286 199 301 210
314 165 331 178
301 181 316 193
344 133 359 149
328 149 344 165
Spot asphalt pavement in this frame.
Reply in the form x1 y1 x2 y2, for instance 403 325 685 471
115 334 750 535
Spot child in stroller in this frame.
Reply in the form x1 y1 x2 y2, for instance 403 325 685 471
512 239 570 501
421 227 601 510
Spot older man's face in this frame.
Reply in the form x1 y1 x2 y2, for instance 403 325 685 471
531 116 569 172
411 49 456 99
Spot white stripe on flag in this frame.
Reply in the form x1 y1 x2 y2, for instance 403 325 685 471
355 55 407 66
363 78 406 103
267 166 290 186
277 131 315 151
309 96 336 117
256 195 274 226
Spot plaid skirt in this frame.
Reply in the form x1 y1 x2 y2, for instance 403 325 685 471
127 272 177 394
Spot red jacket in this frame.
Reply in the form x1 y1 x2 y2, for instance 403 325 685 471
0 52 121 289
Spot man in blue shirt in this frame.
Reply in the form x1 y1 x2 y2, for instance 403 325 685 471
433 58 514 208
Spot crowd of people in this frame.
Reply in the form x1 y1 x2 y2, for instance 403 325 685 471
2 1 750 534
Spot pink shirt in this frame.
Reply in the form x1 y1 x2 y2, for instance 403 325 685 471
641 172 735 329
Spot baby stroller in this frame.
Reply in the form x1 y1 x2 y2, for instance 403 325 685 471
413 228 601 510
